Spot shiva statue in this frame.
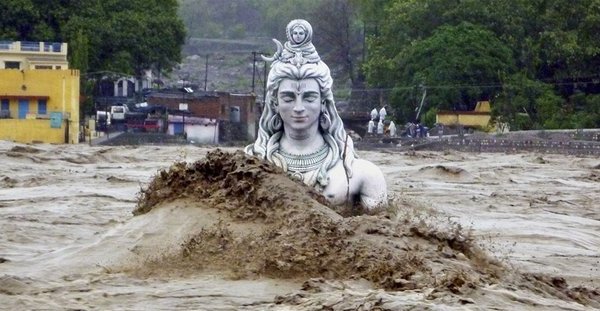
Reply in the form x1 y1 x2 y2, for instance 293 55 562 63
245 19 387 209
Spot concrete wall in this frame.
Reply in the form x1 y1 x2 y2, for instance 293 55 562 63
216 92 256 123
436 112 491 129
216 92 257 140
186 124 219 144
0 119 68 143
429 137 600 155
437 101 492 129
0 69 80 144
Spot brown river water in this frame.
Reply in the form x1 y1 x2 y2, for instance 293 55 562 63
0 142 598 310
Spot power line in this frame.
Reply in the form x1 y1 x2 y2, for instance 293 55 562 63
346 79 600 92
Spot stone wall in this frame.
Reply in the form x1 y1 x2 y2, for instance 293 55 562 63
428 137 600 156
356 129 600 156
97 132 186 146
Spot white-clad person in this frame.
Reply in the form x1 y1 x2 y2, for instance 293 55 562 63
377 119 384 135
389 120 397 137
370 108 378 121
379 106 387 121
367 119 375 134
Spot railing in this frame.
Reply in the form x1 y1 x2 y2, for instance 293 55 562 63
0 41 65 53
0 41 11 50
20 41 40 51
42 42 63 52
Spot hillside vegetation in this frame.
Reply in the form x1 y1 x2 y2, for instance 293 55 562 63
177 0 600 130
174 0 361 103
3 0 597 129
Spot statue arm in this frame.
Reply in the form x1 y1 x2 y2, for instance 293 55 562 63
354 159 388 209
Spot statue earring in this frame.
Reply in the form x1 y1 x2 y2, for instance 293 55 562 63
320 110 331 131
270 114 283 131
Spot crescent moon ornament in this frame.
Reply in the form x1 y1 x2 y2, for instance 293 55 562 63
261 39 283 62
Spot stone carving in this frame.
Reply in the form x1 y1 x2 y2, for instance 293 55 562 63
262 19 320 68
246 19 387 209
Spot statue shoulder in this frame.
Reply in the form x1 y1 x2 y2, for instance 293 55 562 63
351 158 387 208
352 158 384 180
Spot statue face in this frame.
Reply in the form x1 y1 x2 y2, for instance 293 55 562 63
291 26 306 44
277 78 321 132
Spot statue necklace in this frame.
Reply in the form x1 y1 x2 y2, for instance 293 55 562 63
279 144 328 182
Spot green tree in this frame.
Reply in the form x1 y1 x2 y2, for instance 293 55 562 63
367 22 514 122
359 0 600 129
493 72 562 130
566 92 600 128
310 0 363 86
0 0 51 40
0 0 185 78
0 0 185 118
70 30 89 73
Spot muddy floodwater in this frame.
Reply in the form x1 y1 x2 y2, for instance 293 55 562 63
0 142 598 310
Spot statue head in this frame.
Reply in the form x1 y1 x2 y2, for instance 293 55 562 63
247 19 387 209
246 29 356 187
286 19 312 46
264 60 335 134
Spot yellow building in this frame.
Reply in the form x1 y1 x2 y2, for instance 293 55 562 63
436 101 492 130
0 41 80 144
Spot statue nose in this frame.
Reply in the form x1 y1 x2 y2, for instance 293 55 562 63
293 99 305 112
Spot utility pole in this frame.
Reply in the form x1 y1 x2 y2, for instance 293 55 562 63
204 54 209 92
263 59 267 103
251 51 257 93
415 84 427 122
181 87 193 138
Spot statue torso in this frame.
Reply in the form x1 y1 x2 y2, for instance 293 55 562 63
280 155 385 208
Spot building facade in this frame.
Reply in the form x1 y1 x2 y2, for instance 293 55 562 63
436 101 492 131
147 90 257 141
0 41 80 144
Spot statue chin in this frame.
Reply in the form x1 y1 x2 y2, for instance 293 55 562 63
247 19 388 210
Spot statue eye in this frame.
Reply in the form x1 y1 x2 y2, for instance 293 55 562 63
304 93 319 102
280 95 295 103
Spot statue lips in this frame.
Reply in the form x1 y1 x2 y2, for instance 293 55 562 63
291 116 308 122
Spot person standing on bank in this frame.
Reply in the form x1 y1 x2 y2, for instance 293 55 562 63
377 119 384 135
379 106 387 121
367 119 375 135
246 19 387 210
370 108 378 121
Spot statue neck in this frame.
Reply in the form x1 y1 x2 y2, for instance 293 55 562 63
280 126 324 155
